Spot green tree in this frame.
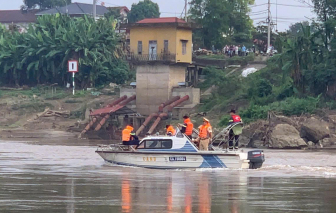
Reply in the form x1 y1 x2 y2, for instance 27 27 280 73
22 0 71 10
312 0 336 48
105 8 122 21
189 0 255 48
287 21 310 37
277 24 321 93
127 0 160 23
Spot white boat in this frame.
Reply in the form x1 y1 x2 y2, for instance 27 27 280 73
96 129 265 169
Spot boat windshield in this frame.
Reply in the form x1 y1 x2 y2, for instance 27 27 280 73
137 139 173 149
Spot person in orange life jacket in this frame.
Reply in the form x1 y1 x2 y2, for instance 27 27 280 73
193 117 212 151
180 115 194 140
228 109 242 150
122 124 139 146
166 125 176 136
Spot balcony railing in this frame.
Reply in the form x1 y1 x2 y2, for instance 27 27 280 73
126 53 176 63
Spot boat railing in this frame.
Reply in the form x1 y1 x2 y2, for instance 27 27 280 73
97 144 136 152
188 122 244 151
210 122 244 150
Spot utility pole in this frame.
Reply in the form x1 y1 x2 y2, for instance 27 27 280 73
267 0 271 52
185 0 188 21
65 0 68 15
93 0 97 20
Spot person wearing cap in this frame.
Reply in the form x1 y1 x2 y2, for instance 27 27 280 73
193 117 212 151
228 110 242 150
180 115 194 140
122 124 139 146
166 125 176 136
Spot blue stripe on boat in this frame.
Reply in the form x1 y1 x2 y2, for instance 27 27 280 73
199 155 227 168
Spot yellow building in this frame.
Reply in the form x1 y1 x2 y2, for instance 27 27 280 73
128 17 192 64
121 17 199 117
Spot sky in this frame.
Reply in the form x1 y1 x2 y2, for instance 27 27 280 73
2 0 316 32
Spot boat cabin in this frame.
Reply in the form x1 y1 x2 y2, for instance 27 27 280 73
136 129 198 152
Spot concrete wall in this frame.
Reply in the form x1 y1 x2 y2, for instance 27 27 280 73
169 65 187 97
119 88 136 107
136 64 187 115
176 28 193 64
171 87 200 120
130 26 177 55
172 87 201 107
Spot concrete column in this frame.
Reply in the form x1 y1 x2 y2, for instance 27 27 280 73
195 66 199 86
188 68 192 85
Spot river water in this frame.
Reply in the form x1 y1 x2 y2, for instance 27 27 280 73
1 140 336 213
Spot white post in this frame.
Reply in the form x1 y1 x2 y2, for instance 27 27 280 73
93 0 97 20
185 0 188 21
267 0 271 52
72 72 75 95
64 0 68 14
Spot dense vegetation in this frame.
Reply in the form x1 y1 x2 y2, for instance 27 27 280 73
202 0 336 125
0 15 132 88
189 0 255 49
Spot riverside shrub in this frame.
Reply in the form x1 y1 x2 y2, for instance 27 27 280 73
224 96 320 124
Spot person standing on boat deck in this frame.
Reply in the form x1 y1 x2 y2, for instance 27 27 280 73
122 124 139 146
166 125 176 136
228 110 242 150
180 115 194 140
194 118 212 151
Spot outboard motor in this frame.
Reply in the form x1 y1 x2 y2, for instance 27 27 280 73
248 150 265 169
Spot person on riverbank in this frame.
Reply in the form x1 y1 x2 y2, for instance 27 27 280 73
122 124 139 145
180 115 194 140
193 118 212 151
228 110 242 150
242 45 247 56
166 125 176 136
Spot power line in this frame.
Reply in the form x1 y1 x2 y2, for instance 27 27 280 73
267 0 271 49
252 17 268 20
271 3 312 8
294 0 314 7
276 17 309 20
249 10 268 14
98 0 122 7
250 3 268 8
250 12 268 16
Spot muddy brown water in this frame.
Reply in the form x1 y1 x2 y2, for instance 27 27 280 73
1 140 336 213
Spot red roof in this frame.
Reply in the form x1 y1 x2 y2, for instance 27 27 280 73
0 10 38 24
137 17 186 24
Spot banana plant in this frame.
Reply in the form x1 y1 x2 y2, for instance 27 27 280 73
0 15 130 87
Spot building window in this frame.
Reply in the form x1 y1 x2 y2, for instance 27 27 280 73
164 40 169 53
138 41 142 55
149 40 157 60
182 41 187 55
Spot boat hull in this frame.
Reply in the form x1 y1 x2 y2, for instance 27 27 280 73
96 151 250 169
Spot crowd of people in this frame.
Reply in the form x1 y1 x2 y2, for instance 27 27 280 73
210 45 257 57
222 45 249 57
122 111 243 151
